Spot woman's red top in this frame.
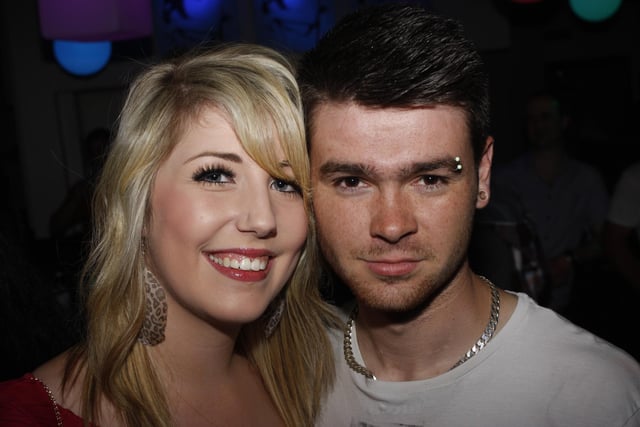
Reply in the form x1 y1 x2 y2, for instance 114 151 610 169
0 373 85 426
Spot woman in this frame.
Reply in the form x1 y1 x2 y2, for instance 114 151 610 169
0 43 337 426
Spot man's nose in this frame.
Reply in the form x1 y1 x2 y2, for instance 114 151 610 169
369 189 417 243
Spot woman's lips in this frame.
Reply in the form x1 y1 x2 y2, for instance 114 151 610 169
206 251 272 282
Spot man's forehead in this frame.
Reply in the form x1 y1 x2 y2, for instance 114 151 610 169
309 102 471 154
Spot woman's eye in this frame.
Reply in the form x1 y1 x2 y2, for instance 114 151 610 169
193 166 234 184
272 179 301 195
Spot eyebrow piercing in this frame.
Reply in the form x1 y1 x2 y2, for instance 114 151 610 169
454 156 463 172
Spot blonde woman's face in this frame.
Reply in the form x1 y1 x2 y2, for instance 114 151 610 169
146 107 307 332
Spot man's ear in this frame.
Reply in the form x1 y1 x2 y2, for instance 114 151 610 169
476 136 494 209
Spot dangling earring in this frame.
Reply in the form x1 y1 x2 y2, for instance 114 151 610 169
138 268 168 346
264 297 285 338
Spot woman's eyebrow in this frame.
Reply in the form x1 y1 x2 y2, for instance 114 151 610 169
184 151 243 164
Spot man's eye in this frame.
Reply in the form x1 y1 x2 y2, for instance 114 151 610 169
418 174 447 189
338 177 361 188
421 175 439 185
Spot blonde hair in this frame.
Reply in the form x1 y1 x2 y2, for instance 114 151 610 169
64 43 338 427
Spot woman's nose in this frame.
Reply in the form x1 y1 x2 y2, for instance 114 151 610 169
236 186 277 238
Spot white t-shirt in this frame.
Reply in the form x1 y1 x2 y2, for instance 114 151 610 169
608 161 640 241
317 293 640 427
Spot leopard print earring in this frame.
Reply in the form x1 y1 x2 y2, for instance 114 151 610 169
138 268 168 346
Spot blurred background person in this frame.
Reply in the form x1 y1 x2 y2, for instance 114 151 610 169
601 159 640 360
491 90 609 314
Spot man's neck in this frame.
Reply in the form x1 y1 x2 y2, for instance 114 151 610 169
351 275 513 381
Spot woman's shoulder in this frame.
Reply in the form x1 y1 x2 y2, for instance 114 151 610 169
35 349 87 413
33 351 69 395
1 348 71 405
0 372 67 425
0 372 46 400
0 350 89 426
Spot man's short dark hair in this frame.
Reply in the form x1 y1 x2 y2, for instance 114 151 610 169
298 4 490 162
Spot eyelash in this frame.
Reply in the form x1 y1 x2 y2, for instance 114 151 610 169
271 179 302 196
192 165 235 185
192 164 302 196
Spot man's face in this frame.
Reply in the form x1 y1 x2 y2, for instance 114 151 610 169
310 102 492 312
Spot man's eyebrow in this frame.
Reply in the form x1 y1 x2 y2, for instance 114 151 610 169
318 161 374 176
404 158 463 175
318 157 463 178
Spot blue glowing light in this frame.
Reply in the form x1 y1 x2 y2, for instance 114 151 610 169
258 0 335 52
569 0 622 22
53 40 112 76
281 0 307 8
183 0 223 28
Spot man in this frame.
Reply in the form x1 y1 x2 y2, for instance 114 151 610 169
492 91 609 313
602 160 640 360
604 160 640 293
298 5 640 426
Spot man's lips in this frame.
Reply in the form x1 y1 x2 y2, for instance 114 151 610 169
365 259 419 277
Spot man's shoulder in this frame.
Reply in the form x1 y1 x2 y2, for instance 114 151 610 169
619 161 640 185
559 156 606 189
509 294 640 377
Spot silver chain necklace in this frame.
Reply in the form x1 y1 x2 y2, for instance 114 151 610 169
343 276 500 380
